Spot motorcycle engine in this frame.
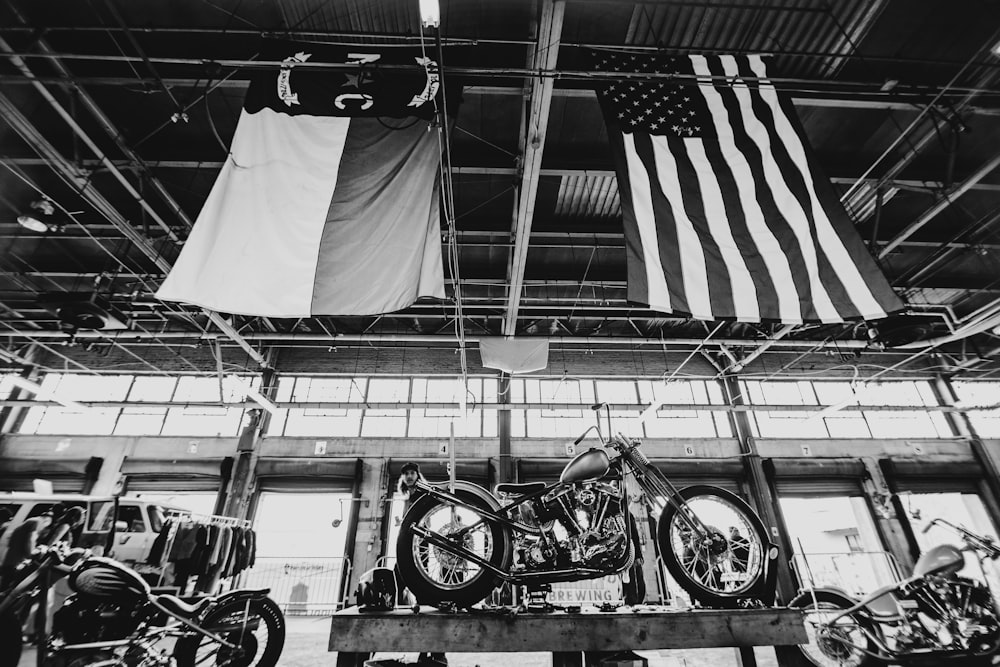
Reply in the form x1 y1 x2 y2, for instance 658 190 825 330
512 481 629 572
898 577 1000 654
53 595 145 644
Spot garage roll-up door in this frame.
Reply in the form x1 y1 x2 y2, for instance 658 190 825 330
650 459 744 494
880 459 985 494
388 459 491 489
121 457 225 492
0 457 100 493
766 458 867 496
255 458 359 492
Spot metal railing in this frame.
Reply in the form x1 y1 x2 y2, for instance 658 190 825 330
237 556 351 615
791 550 901 597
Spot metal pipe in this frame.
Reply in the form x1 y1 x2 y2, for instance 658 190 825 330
0 35 182 242
0 329 872 349
879 151 1000 258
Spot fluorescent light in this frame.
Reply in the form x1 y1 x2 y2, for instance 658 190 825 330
8 375 88 411
419 0 440 27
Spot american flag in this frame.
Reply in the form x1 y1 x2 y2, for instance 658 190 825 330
594 51 902 323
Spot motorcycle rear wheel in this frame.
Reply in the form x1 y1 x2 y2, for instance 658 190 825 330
173 596 285 667
657 485 768 607
789 589 884 667
396 491 510 608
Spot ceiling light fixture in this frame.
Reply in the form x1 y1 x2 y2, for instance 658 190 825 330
16 199 62 233
419 0 440 28
7 375 89 412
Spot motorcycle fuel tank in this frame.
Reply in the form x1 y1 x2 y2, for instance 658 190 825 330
560 448 611 483
71 556 151 599
913 543 965 577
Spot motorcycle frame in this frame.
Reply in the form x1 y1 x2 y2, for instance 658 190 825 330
804 524 1000 662
406 438 723 584
0 551 267 664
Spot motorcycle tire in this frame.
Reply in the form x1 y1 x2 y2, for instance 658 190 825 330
656 485 769 607
788 589 885 667
0 610 22 667
172 596 285 667
396 490 510 608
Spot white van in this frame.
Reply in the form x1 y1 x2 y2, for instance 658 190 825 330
0 493 182 565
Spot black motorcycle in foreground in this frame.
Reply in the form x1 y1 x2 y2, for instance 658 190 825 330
790 518 1000 666
396 404 779 609
0 544 285 666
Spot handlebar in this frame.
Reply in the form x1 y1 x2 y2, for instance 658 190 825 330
923 518 1000 559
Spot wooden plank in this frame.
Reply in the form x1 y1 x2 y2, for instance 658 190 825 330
328 607 806 653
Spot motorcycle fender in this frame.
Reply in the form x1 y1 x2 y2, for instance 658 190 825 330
789 586 859 608
214 588 272 607
419 480 503 512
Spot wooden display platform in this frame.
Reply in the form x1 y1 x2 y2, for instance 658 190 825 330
329 605 806 665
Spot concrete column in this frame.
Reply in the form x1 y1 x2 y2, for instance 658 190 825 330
346 457 390 595
498 373 514 483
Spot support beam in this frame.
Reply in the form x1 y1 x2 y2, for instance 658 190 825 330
2 5 193 229
0 90 267 367
503 0 565 336
878 151 1000 258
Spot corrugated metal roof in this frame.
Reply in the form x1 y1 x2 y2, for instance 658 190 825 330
622 0 890 78
554 173 620 220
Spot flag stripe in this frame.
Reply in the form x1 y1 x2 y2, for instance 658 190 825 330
610 129 652 309
748 55 890 319
157 109 350 317
693 57 803 322
622 133 673 312
735 57 859 321
722 56 839 322
666 134 735 319
685 137 759 321
311 117 445 315
647 134 713 318
711 57 817 322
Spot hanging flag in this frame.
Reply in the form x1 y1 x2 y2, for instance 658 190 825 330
593 51 903 324
478 337 549 374
157 41 451 317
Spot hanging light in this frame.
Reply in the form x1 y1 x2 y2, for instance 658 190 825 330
419 0 440 28
16 199 61 233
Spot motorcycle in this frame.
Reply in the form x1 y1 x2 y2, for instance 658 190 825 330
0 544 285 667
396 403 779 609
790 518 1000 666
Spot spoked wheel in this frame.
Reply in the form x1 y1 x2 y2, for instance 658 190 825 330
788 590 883 667
396 491 510 607
173 597 285 667
657 485 768 606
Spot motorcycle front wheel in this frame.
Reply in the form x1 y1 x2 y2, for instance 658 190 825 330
788 589 883 667
173 596 285 667
396 491 510 608
657 485 768 607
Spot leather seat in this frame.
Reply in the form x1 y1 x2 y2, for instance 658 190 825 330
154 594 215 620
496 482 546 495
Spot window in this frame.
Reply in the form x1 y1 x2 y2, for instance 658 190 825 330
88 502 146 533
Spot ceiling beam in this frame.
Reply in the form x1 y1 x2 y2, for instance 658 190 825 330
0 89 268 368
503 0 565 336
878 151 1000 258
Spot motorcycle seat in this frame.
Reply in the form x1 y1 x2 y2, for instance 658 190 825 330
496 482 546 495
154 594 215 620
